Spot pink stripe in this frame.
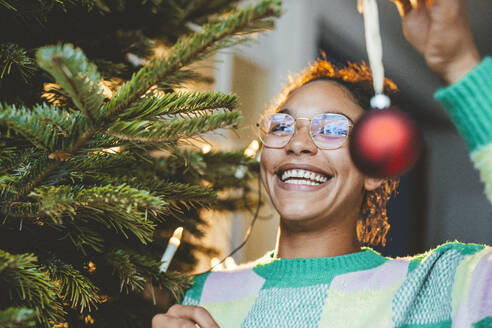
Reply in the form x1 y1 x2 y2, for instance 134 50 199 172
201 269 265 303
468 248 492 321
329 259 409 292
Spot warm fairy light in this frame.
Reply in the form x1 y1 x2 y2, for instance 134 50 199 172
250 140 260 151
159 227 184 273
53 322 69 328
169 227 183 247
85 261 96 273
210 256 236 271
224 256 237 269
201 144 212 154
84 314 95 325
244 140 260 158
98 81 113 99
211 257 221 268
102 146 121 154
244 148 255 158
200 179 213 188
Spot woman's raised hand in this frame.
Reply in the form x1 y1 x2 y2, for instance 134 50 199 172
392 0 481 84
152 304 220 328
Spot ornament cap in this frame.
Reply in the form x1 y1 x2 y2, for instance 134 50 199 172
370 94 391 109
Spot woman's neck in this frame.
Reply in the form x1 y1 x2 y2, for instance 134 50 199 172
274 219 361 259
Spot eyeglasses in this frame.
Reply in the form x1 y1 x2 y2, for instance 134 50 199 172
257 112 353 150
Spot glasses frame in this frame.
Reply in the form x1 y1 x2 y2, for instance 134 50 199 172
256 112 354 150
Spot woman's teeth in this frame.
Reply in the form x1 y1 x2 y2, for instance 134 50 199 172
280 169 329 185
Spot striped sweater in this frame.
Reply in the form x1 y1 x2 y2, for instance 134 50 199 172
181 57 492 328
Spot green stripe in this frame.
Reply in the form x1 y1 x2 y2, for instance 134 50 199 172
435 57 492 152
473 317 492 328
397 321 451 328
185 271 211 302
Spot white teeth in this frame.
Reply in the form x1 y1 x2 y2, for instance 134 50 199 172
285 179 318 185
280 169 330 184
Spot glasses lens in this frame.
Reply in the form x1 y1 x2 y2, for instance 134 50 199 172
259 113 295 148
311 114 349 149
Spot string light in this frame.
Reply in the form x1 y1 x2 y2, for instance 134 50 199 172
236 139 260 179
201 144 212 154
102 147 121 154
159 227 183 273
85 261 96 273
210 256 237 271
243 140 260 158
224 257 237 269
84 315 95 325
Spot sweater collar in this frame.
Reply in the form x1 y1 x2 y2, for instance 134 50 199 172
252 247 387 281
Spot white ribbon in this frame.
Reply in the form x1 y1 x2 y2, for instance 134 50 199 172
358 0 385 95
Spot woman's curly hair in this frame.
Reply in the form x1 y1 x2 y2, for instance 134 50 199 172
265 57 399 247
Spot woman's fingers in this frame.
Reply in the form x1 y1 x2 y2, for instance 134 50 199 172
152 305 220 328
392 0 427 17
392 0 412 17
152 314 197 328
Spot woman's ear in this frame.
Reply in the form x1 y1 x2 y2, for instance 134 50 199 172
364 176 385 191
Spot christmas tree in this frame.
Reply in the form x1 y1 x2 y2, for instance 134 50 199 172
0 0 282 326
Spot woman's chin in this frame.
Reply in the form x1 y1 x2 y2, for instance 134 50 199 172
276 205 326 223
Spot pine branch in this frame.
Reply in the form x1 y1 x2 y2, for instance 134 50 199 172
154 271 193 304
156 68 214 90
69 150 140 172
36 44 105 123
130 252 192 303
63 223 105 254
119 91 238 120
46 261 100 313
4 126 98 213
102 0 282 119
104 249 145 293
0 152 52 213
0 104 59 151
0 307 35 328
26 184 165 243
183 0 242 23
107 111 242 143
0 250 64 327
0 103 87 152
0 43 36 83
0 0 17 11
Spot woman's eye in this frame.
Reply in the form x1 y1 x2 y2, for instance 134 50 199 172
323 126 347 136
269 123 292 134
270 123 284 131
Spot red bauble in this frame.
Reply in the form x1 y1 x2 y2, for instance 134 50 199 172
349 107 422 178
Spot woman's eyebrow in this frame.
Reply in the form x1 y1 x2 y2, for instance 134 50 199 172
279 108 353 121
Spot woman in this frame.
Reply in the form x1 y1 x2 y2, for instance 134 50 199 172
154 0 492 327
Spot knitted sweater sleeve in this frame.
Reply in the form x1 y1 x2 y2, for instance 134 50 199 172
433 58 492 325
434 57 492 203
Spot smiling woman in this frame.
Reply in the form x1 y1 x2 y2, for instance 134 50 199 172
260 60 399 249
153 0 492 327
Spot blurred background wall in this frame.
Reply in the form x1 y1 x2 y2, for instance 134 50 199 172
196 0 492 270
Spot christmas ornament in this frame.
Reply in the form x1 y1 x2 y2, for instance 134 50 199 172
350 0 421 178
350 105 421 178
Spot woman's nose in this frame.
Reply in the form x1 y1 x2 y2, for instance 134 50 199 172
285 121 318 155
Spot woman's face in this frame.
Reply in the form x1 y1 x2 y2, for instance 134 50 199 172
260 80 382 228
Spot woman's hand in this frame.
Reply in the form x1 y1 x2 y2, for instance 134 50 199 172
152 304 220 328
392 0 481 84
